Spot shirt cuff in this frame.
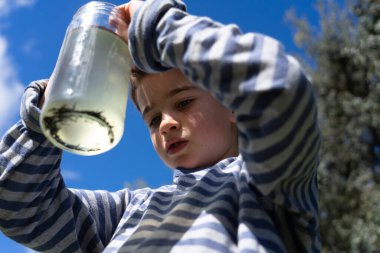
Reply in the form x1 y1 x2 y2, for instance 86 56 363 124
20 79 48 134
128 0 186 72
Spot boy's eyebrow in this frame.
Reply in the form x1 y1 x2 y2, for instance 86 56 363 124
142 86 198 118
168 86 197 97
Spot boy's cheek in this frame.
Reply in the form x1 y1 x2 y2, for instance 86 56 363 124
151 135 163 153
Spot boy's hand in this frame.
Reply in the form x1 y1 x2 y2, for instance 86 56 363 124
116 1 144 41
37 79 48 109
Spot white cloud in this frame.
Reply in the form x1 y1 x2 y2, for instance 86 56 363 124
21 38 40 57
0 0 37 135
25 248 38 253
0 0 37 17
61 169 81 181
15 0 37 7
0 36 24 135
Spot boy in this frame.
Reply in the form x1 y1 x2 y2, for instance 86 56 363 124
0 0 320 252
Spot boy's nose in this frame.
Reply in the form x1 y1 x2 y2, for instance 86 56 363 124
160 114 180 134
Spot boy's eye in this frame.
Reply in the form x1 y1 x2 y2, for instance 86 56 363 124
149 115 161 128
177 99 194 110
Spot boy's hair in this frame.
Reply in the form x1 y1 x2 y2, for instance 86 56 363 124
130 66 147 112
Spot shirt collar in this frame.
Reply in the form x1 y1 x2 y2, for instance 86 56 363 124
172 156 239 187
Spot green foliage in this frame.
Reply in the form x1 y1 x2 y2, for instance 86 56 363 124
287 0 380 252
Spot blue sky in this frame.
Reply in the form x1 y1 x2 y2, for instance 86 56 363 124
0 0 319 252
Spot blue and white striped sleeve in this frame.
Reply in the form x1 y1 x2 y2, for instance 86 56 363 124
0 81 129 252
129 0 320 213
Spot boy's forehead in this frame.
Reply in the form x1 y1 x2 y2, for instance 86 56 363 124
137 81 196 103
136 70 195 100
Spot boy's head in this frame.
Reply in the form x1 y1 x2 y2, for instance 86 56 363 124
130 68 238 169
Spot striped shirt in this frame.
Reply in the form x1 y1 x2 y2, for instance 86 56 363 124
0 0 321 252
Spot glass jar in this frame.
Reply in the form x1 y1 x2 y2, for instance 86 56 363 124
40 1 131 155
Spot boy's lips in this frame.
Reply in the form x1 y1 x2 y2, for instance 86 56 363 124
165 138 188 155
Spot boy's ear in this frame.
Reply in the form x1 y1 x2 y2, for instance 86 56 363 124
229 110 237 123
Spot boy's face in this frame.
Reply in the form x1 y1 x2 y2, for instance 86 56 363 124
134 69 238 169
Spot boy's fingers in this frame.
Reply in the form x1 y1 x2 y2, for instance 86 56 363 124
118 1 144 24
117 3 132 24
38 80 49 109
114 1 144 42
109 3 131 42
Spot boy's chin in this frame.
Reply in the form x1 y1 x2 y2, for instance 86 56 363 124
169 160 218 171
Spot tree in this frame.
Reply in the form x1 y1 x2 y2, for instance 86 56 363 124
287 0 380 252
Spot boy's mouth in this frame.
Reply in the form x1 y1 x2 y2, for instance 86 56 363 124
166 139 188 155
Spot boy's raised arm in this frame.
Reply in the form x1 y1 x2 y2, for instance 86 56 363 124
0 80 128 252
128 0 320 223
